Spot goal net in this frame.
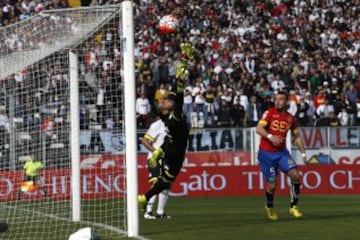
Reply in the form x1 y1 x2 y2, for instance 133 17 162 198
0 4 135 239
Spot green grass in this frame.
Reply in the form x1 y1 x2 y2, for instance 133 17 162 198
140 195 360 240
1 195 359 239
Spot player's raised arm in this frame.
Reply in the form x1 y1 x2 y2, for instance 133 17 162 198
172 42 196 120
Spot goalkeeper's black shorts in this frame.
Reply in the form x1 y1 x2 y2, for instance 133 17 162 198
161 157 184 183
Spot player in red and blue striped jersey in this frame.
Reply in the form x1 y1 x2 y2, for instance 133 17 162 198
256 91 307 220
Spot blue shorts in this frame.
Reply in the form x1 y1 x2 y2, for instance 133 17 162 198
258 149 297 183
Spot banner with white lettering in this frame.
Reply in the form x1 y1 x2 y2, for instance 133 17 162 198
1 165 360 201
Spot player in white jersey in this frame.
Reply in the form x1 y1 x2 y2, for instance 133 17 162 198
141 116 170 219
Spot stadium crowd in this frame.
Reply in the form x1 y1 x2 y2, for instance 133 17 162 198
1 0 360 130
131 0 360 128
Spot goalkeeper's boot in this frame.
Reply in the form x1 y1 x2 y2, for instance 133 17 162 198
138 194 148 213
265 206 278 221
144 212 156 220
289 206 303 218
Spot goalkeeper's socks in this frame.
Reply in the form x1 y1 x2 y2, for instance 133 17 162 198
265 191 274 208
146 195 157 213
157 190 169 215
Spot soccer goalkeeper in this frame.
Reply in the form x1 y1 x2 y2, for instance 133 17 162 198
138 43 195 216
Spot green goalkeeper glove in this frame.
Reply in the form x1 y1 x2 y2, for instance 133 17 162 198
175 63 187 93
176 62 189 79
149 148 164 168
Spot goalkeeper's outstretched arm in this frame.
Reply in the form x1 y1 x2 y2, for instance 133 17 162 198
172 42 195 120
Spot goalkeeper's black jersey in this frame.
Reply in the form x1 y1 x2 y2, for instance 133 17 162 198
160 91 189 166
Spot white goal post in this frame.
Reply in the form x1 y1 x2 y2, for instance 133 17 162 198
0 1 139 239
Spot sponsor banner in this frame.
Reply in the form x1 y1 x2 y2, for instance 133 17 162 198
1 165 359 201
164 165 360 196
297 127 360 148
0 168 125 201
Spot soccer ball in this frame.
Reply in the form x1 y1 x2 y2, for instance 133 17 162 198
159 14 179 34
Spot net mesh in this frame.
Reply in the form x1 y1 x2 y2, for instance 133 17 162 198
0 5 126 240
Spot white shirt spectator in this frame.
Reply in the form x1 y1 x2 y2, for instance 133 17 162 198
245 58 255 74
316 103 334 117
184 93 193 104
136 96 151 115
309 11 319 22
337 110 349 126
239 94 249 109
103 59 113 71
97 88 105 106
194 93 206 104
271 79 285 91
105 117 115 129
0 113 10 130
277 31 288 41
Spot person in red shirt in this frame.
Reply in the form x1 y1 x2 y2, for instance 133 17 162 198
256 91 306 221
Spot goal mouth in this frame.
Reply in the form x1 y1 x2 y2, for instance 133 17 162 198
0 3 137 239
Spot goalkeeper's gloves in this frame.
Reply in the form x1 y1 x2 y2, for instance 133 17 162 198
149 148 164 168
175 64 187 93
180 42 196 63
176 62 189 80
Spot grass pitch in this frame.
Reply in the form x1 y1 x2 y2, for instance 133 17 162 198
0 195 359 239
140 195 360 240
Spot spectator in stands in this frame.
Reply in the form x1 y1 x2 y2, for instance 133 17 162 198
296 95 309 127
0 106 9 150
41 115 56 142
136 92 151 128
246 96 262 127
216 99 232 127
194 89 206 128
337 107 349 126
104 114 115 129
271 74 285 92
204 85 216 127
305 92 316 126
288 90 299 117
355 97 360 126
183 88 193 126
345 84 358 104
316 98 335 121
102 55 114 71
231 98 245 128
343 95 356 126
